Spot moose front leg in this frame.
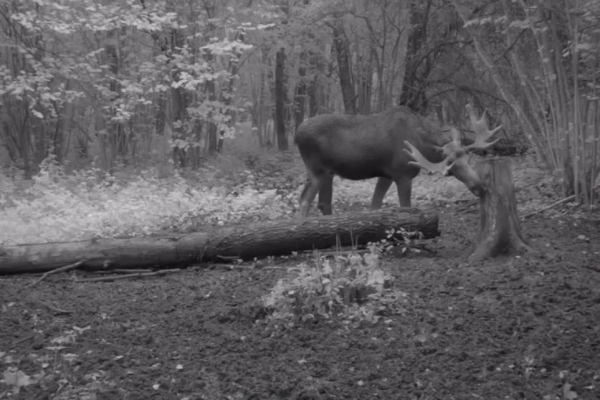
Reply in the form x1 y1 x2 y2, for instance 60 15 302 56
394 175 413 207
371 177 393 209
317 175 334 215
298 176 320 217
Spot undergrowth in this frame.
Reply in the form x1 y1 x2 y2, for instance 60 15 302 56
262 245 409 327
0 157 292 245
0 151 555 246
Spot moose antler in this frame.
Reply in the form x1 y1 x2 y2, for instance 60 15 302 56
404 140 454 176
465 104 502 150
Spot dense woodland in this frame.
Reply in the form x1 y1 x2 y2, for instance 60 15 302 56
3 2 600 399
0 0 599 203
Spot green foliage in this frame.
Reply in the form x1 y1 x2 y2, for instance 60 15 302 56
457 0 600 203
0 0 266 171
0 159 291 245
262 247 408 326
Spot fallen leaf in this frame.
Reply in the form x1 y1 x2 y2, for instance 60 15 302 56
563 382 578 400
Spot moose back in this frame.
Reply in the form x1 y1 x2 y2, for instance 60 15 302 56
294 105 500 217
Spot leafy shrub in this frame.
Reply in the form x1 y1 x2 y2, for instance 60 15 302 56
0 159 293 245
262 246 408 326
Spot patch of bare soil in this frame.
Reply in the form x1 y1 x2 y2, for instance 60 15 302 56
1 207 600 400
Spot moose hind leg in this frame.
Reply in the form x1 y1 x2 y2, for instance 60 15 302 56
317 174 334 215
299 175 320 217
371 177 393 209
394 175 413 207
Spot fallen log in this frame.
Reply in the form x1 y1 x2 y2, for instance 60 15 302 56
0 208 439 274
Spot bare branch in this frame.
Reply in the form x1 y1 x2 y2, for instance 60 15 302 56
27 260 84 288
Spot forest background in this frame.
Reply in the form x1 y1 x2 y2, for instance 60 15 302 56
3 3 600 399
0 0 599 245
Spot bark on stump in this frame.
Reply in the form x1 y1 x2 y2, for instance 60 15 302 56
467 158 531 262
0 208 439 275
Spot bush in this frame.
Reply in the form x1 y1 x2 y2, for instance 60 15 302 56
0 159 292 245
262 246 409 326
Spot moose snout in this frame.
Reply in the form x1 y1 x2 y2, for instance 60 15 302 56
467 182 485 198
451 161 485 199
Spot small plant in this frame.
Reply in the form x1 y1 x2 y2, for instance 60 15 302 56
262 246 408 325
383 227 425 255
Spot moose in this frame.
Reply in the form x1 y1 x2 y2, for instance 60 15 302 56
294 105 501 217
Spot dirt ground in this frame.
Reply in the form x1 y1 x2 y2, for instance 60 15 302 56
1 203 600 400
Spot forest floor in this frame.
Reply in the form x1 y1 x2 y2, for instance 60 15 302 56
1 153 600 400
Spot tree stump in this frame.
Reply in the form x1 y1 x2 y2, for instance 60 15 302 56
467 158 531 262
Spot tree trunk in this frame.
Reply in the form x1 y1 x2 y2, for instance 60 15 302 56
171 82 189 167
390 0 411 111
331 19 356 114
0 209 440 274
452 0 552 172
398 0 432 113
467 159 531 262
357 53 373 115
308 75 319 117
306 51 322 117
206 78 220 155
275 47 288 151
218 29 245 153
105 40 128 166
294 62 307 130
161 26 190 167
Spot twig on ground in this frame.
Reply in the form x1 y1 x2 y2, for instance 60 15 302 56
409 243 436 254
207 264 242 270
522 195 575 219
193 262 279 271
583 265 600 273
456 200 478 212
92 269 154 274
33 300 73 315
308 248 368 258
27 260 85 288
11 333 36 347
75 268 181 282
211 264 274 271
215 254 242 262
